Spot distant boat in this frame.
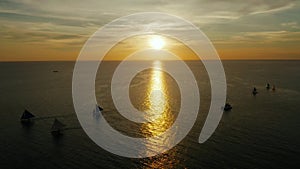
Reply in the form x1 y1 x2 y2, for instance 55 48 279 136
224 103 232 111
20 109 35 122
266 83 270 90
51 118 66 135
252 87 258 96
97 105 103 111
52 70 59 72
93 105 103 120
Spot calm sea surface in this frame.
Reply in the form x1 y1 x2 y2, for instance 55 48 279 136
0 60 299 169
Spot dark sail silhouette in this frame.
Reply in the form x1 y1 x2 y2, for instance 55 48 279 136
93 105 103 120
51 118 66 135
224 103 233 111
97 105 103 111
20 109 35 121
252 87 258 96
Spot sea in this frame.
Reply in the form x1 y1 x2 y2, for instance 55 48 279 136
0 60 299 169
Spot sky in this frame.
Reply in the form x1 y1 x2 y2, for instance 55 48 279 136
0 0 299 61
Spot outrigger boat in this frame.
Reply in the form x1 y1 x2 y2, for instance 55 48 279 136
20 109 35 123
51 118 66 136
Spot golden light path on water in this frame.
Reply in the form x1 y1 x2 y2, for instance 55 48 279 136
144 61 168 123
140 60 180 168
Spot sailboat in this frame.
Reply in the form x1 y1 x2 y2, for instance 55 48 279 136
224 103 232 111
93 105 103 120
51 118 66 135
20 109 35 122
97 105 103 111
252 87 258 96
266 83 271 90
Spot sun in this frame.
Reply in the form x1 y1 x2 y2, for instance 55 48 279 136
149 36 165 50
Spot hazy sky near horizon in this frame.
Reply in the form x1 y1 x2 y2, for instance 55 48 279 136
0 0 299 61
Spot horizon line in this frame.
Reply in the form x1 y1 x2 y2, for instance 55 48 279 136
0 58 300 62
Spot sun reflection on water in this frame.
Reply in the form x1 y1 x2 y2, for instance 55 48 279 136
139 60 181 168
142 60 173 136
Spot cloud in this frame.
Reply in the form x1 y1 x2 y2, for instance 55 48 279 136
281 21 299 29
0 21 89 47
0 0 298 31
249 2 295 15
228 31 300 44
1 0 297 24
0 0 299 60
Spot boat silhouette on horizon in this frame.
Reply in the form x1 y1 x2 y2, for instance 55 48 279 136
20 109 35 123
51 118 66 136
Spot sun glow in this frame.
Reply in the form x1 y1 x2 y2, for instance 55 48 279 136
149 36 165 50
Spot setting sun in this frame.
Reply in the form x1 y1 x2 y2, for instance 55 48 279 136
149 36 165 50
